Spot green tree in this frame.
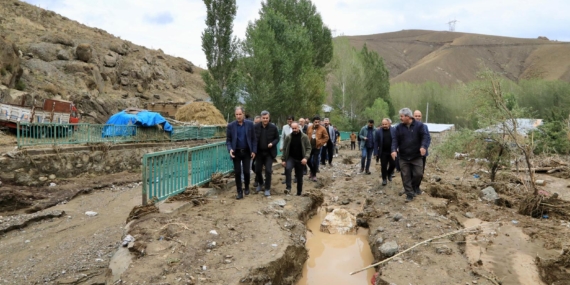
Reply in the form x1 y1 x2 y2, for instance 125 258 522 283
359 44 392 117
242 0 332 122
201 0 240 117
361 98 389 125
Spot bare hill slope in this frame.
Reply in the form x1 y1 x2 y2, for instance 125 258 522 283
0 0 207 123
345 30 570 85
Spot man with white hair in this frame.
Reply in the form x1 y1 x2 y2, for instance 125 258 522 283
391 108 430 202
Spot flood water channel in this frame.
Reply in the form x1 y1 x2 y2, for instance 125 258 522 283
296 208 375 285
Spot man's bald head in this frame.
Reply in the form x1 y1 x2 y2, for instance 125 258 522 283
413 110 422 122
291 122 300 134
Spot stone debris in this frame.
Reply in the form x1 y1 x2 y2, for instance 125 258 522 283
464 212 475 219
85 211 98 217
0 210 65 234
480 186 499 202
436 246 453 255
271 199 287 207
209 230 218 236
122 235 135 247
393 213 403 221
379 241 399 257
320 209 357 235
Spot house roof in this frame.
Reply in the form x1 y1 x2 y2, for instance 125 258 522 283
425 123 455 133
476 118 543 135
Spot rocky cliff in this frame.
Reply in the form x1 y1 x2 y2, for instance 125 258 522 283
0 0 207 123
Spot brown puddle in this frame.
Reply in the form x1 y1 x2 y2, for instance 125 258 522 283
297 209 375 285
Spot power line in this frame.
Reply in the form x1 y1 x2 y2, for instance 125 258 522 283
447 19 458 32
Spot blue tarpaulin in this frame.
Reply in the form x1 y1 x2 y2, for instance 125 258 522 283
103 110 173 137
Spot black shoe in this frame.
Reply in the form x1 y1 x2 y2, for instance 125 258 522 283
236 192 244 200
244 188 250 195
405 195 414 203
365 171 371 175
414 187 422 196
382 179 387 186
398 190 405 196
296 193 302 196
284 188 291 195
359 168 364 173
253 181 259 187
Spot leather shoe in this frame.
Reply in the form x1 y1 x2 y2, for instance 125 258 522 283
236 192 244 200
382 179 387 186
244 188 250 195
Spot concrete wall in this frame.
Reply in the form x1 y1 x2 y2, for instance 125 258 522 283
0 140 212 186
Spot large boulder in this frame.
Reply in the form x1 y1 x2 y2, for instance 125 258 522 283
320 209 357 235
103 51 119 67
27 42 60 62
40 33 74 47
0 37 22 87
75 44 93 63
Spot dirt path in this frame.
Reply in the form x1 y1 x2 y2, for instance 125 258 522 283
0 182 141 284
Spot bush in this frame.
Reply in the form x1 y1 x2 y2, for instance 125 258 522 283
432 129 475 159
15 80 26 91
532 121 570 155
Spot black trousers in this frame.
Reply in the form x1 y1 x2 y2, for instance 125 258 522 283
255 151 273 190
232 149 251 193
308 148 320 176
351 142 356 150
320 142 334 165
400 157 423 197
285 157 304 194
380 152 395 180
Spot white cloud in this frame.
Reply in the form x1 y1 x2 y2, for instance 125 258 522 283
23 0 570 68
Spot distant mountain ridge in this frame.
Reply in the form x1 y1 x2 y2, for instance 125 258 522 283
343 30 570 85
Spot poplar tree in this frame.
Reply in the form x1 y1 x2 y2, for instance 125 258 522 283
201 0 240 117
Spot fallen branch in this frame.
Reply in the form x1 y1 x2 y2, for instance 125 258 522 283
349 223 496 275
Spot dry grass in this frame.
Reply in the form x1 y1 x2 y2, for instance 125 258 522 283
175 102 226 125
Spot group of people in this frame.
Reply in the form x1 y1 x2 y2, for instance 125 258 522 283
226 107 341 200
226 106 430 203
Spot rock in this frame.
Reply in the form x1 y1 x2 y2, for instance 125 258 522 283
375 237 384 245
136 84 144 93
379 241 399 257
209 230 218 236
48 174 56 180
121 93 129 99
121 70 130 76
432 175 442 182
104 52 118 67
341 200 350 205
120 77 129 86
40 33 74 46
27 42 59 62
206 241 216 249
535 180 546 186
56 49 71 60
480 186 499 202
326 207 334 213
393 213 403 221
356 218 369 228
320 209 357 235
39 176 48 182
49 182 56 187
377 226 385 233
436 246 453 255
153 94 160 99
85 211 98 217
122 234 135 247
464 212 475 219
271 199 287 207
75 44 93 62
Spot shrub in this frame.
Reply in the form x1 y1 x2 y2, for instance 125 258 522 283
432 128 475 159
15 80 26 91
532 121 570 155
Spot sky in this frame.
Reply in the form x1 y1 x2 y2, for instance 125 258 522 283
23 0 570 68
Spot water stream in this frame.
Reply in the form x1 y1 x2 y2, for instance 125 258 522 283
296 208 375 285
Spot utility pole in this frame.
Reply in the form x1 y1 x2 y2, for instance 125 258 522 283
447 19 458 32
426 102 429 123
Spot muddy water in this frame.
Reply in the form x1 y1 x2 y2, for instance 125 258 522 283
297 209 375 285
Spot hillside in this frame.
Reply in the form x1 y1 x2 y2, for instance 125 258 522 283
0 0 207 123
344 30 570 85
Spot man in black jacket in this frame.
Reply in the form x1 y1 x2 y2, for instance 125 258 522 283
391 108 430 202
254 110 280 197
281 122 311 196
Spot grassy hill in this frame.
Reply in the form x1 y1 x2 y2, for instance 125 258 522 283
344 30 570 85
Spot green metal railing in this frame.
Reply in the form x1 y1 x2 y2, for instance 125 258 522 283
142 148 189 204
339 131 352 141
16 123 226 148
189 141 233 186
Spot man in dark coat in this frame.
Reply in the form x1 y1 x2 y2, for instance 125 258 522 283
374 118 396 186
281 122 311 196
391 108 430 202
226 107 257 200
254 110 280 197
